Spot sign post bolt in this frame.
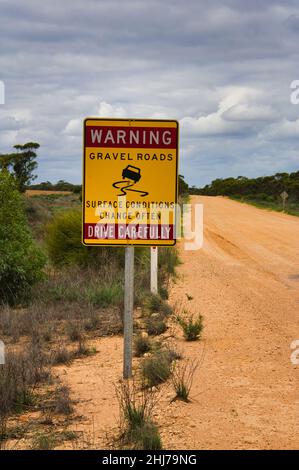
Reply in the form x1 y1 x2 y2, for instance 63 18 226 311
123 245 134 379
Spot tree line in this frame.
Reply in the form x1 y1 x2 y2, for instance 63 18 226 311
189 171 299 202
30 180 81 193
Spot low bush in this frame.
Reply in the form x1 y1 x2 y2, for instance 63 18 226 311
141 351 172 387
54 386 74 415
0 170 46 305
171 360 198 402
51 345 72 365
46 209 125 268
158 247 180 287
162 344 182 363
158 286 169 300
66 321 83 342
75 339 96 358
146 316 167 336
177 314 203 341
84 313 100 331
85 283 123 308
134 334 151 357
0 342 50 420
130 422 162 450
145 294 164 313
32 433 56 450
118 380 154 430
144 293 173 319
117 380 162 450
160 302 173 318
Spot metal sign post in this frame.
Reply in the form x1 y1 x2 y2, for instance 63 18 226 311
150 247 158 294
123 246 134 379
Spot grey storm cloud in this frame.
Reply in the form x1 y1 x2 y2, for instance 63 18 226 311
0 0 299 186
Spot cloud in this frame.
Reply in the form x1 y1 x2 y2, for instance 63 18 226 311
263 118 299 139
180 87 276 137
222 104 278 122
0 0 299 185
63 118 82 135
97 102 126 118
0 115 21 131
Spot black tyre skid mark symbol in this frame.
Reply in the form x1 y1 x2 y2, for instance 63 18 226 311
112 180 149 197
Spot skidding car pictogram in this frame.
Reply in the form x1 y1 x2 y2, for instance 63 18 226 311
122 165 141 183
113 165 148 197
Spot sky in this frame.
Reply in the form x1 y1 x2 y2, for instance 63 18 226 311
0 0 299 187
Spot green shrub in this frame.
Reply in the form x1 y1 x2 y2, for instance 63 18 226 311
160 302 173 318
159 286 169 300
145 293 164 313
162 345 182 363
46 209 125 267
85 283 123 307
0 170 46 305
134 247 179 303
117 380 162 449
46 209 85 266
177 314 203 341
49 285 80 302
171 360 198 402
131 422 162 450
32 434 56 450
134 334 151 357
158 247 180 281
144 293 172 318
146 316 167 336
141 352 171 387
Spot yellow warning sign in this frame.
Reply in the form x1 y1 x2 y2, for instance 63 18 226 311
83 118 179 246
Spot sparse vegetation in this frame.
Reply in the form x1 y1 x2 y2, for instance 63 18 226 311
32 433 56 450
54 386 74 415
171 359 198 402
146 316 167 336
66 321 83 342
0 180 179 449
51 345 72 365
0 342 50 441
177 313 203 341
145 293 164 313
162 343 182 363
134 334 152 357
75 339 97 358
141 351 172 387
130 421 162 450
144 293 173 318
86 283 123 308
117 380 162 450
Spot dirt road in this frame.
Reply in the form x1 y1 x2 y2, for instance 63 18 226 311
168 196 299 449
58 196 299 450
